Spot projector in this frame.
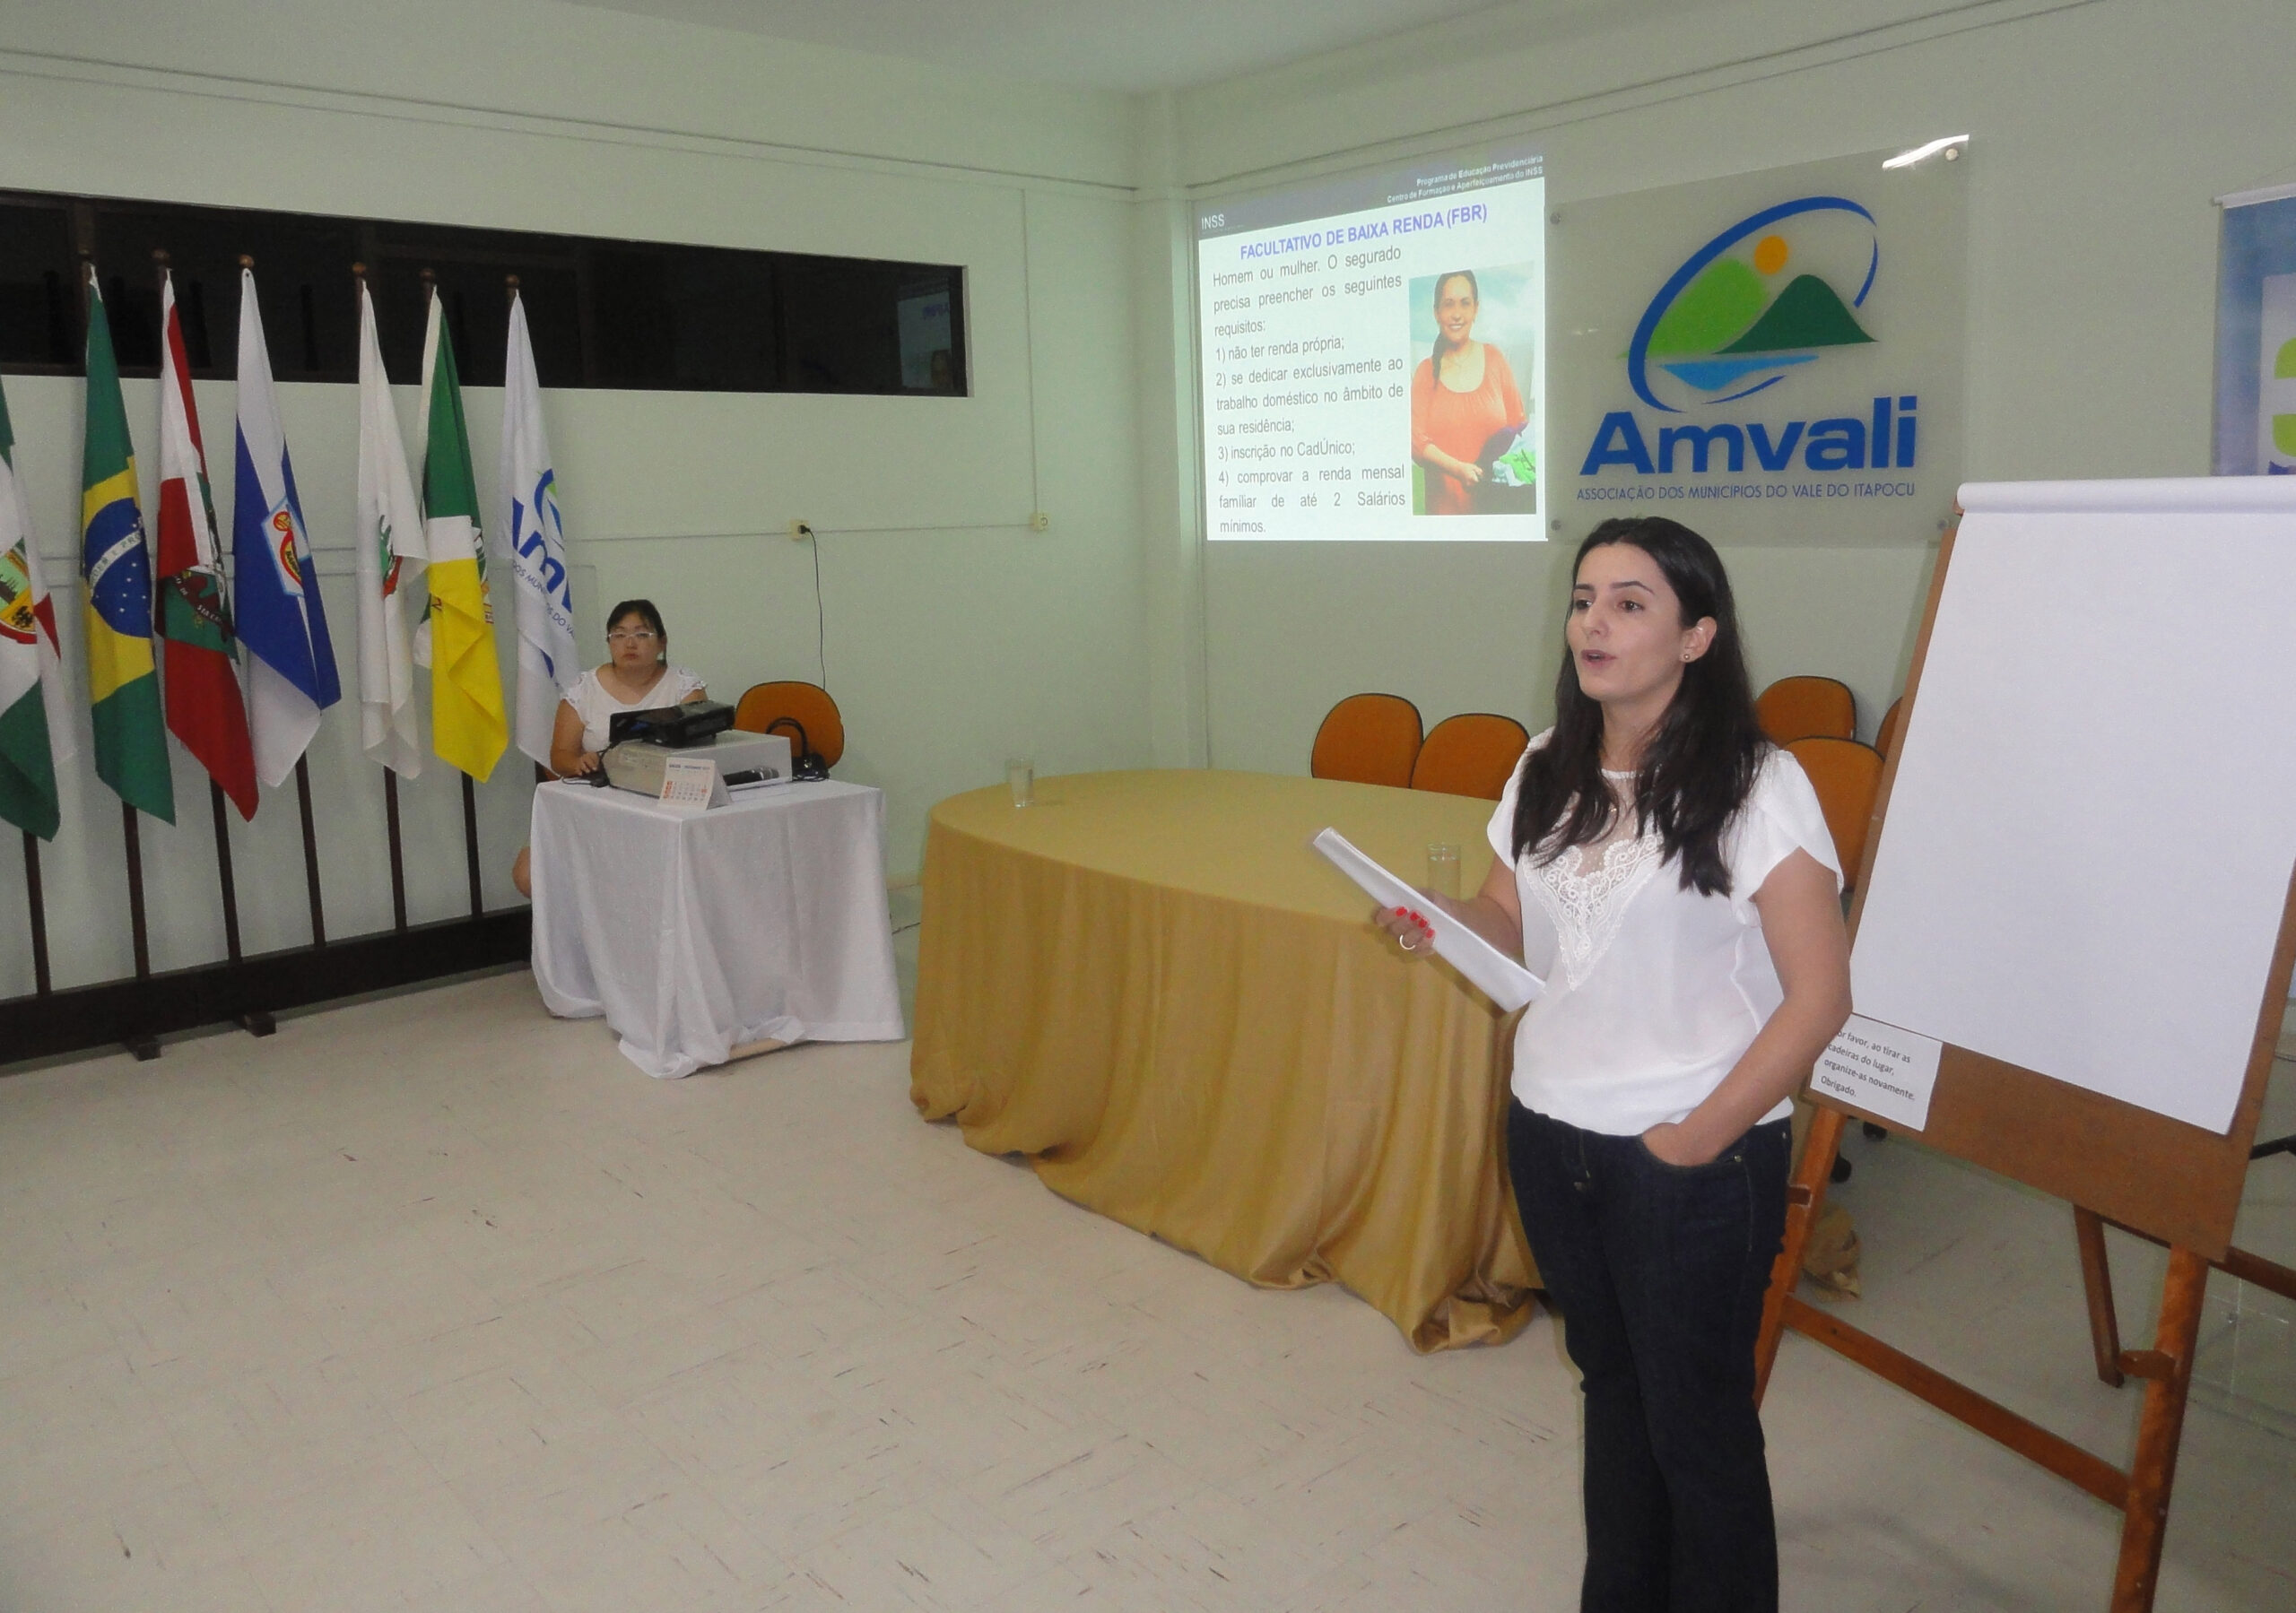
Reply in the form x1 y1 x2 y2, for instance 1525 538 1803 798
606 698 735 748
602 731 792 797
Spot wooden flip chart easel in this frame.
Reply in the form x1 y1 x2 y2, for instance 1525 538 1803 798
1755 482 2296 1613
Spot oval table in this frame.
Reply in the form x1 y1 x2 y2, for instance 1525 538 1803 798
909 769 1537 1352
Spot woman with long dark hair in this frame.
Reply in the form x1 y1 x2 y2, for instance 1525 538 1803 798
1381 516 1851 1612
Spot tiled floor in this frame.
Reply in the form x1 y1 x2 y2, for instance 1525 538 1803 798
0 958 2289 1610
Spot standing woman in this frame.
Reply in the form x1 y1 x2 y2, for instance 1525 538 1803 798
1381 516 1850 1612
1410 270 1527 516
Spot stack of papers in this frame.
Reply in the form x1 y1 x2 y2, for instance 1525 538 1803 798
1313 828 1544 1010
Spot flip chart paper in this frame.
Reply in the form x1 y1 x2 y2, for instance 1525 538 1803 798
1851 476 2296 1133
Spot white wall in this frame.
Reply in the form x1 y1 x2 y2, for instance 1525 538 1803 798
0 0 1149 993
8 0 2296 1001
1164 0 2296 769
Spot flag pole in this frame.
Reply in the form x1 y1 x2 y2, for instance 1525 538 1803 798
294 758 326 945
20 831 48 996
209 782 241 960
158 249 251 973
121 802 150 980
243 252 329 950
462 773 483 915
81 250 158 1053
383 768 407 929
352 263 413 932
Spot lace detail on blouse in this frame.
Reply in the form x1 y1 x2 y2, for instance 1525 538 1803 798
1526 816 1665 991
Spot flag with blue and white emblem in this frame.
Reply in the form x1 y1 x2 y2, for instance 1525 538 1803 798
496 290 578 769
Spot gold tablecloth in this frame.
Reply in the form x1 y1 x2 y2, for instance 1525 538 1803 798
909 769 1537 1352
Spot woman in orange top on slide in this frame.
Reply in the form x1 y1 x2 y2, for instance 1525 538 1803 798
1411 270 1526 516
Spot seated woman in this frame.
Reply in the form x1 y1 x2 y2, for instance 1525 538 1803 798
511 599 708 897
552 598 709 776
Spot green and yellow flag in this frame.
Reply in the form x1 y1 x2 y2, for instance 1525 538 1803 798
417 291 506 782
81 273 174 822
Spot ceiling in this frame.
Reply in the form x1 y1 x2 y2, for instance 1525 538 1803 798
563 0 1543 94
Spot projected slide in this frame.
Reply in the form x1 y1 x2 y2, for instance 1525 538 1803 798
1197 146 1545 542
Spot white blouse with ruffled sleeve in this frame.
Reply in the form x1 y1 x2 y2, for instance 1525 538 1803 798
1487 731 1841 1136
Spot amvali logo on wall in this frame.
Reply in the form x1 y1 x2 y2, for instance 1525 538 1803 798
1549 148 1966 547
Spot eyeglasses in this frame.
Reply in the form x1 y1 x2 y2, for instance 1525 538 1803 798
607 629 659 644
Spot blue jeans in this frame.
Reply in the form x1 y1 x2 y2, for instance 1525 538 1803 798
1506 1101 1790 1613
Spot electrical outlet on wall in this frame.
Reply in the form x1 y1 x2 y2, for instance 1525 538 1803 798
789 520 813 542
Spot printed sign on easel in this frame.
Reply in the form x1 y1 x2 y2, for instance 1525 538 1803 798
1813 1016 1941 1131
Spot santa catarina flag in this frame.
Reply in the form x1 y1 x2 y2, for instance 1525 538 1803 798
419 290 506 783
81 271 174 823
155 268 257 820
231 268 342 790
0 376 71 840
498 291 578 770
354 280 427 777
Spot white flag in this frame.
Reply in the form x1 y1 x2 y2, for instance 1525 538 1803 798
354 282 427 777
496 292 578 768
0 373 74 842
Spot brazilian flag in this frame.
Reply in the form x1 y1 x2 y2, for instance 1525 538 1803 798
81 273 173 823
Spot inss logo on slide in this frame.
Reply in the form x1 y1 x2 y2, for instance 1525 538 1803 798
1629 196 1878 413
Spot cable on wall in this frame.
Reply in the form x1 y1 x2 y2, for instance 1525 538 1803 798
810 528 829 692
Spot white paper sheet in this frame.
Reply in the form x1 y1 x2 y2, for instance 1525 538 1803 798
1850 476 2296 1133
1812 1015 1943 1132
1314 828 1544 1010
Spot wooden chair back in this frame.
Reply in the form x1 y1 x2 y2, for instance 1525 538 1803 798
1310 693 1422 788
1411 713 1531 801
1756 675 1857 744
1874 697 1906 760
1785 735 1884 891
732 681 846 767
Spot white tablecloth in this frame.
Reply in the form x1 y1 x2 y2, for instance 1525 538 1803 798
529 779 906 1078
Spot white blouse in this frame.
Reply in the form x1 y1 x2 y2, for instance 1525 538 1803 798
563 664 706 752
1487 731 1840 1136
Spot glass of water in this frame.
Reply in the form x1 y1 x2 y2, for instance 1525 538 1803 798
1007 759 1035 808
1427 842 1461 899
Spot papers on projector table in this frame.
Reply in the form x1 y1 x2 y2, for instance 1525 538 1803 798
1313 828 1544 1010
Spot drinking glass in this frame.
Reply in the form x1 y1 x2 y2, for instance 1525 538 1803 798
1007 759 1035 808
1427 842 1462 899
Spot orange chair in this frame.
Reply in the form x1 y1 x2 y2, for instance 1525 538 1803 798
1756 675 1856 745
1874 697 1905 760
1786 736 1884 891
733 681 845 770
1411 713 1531 801
1310 693 1422 788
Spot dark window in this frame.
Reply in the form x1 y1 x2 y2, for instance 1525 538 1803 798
0 189 968 397
0 199 77 371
